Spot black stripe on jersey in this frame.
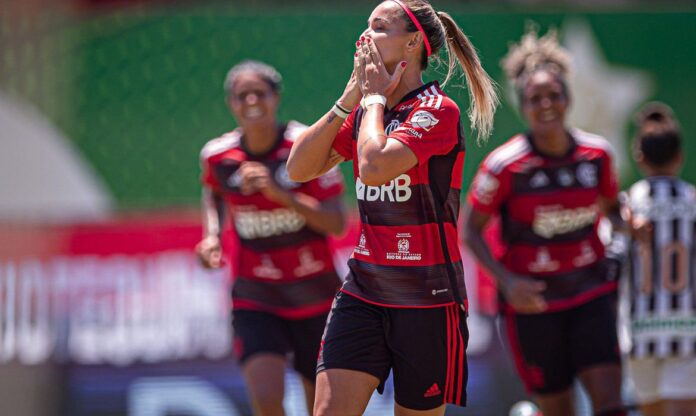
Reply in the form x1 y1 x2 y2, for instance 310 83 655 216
239 228 325 251
346 259 465 305
670 180 680 313
527 263 607 301
511 159 603 194
501 218 595 245
429 138 466 305
671 339 680 356
648 181 658 316
359 185 459 226
232 272 341 308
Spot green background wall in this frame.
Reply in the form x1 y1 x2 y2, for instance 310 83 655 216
5 6 696 209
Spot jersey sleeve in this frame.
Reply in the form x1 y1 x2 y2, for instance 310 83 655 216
200 151 222 192
467 159 511 216
301 165 345 201
599 150 619 199
388 100 460 166
332 108 357 161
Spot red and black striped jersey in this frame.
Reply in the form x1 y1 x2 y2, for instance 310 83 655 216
200 121 343 319
621 176 696 359
332 82 467 308
468 129 619 312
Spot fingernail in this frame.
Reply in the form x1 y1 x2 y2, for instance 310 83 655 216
355 53 358 57
360 36 365 41
356 41 360 47
400 61 407 68
367 38 371 43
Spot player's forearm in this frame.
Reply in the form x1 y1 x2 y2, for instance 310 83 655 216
357 104 389 185
463 227 510 286
287 111 344 182
272 192 345 236
201 189 225 239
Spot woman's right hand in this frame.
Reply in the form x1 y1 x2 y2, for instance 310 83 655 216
195 235 223 269
499 273 547 314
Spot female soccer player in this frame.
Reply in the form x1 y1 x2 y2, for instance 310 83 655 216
287 1 498 414
196 60 345 416
621 102 696 416
463 28 627 416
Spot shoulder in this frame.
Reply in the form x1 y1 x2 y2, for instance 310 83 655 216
626 179 652 201
200 129 242 162
482 134 533 174
572 128 615 158
283 120 308 142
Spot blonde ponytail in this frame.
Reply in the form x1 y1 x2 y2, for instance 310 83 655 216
437 12 499 143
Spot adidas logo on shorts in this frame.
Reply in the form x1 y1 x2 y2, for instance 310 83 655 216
423 382 442 398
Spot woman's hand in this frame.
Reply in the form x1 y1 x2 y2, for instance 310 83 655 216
355 36 407 98
195 235 223 269
499 273 548 314
238 162 292 205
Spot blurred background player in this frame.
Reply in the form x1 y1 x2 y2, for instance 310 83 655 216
463 28 627 416
287 1 498 414
620 102 696 416
196 60 345 416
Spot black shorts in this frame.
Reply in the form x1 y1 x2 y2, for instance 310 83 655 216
317 291 469 410
232 309 328 382
503 293 621 395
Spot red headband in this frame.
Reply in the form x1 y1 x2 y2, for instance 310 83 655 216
391 0 432 57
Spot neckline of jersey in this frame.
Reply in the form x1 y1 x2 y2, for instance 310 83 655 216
524 129 578 160
385 81 438 112
240 123 287 159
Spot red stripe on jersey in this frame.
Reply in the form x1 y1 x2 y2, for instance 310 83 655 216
455 307 465 404
503 237 606 275
237 240 335 281
353 223 461 266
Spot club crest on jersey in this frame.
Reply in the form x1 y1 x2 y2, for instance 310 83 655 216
274 164 301 189
410 110 439 131
385 119 401 135
576 163 598 187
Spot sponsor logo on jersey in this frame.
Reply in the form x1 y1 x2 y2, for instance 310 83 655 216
227 169 243 188
354 232 370 256
556 168 575 187
576 163 598 187
473 172 500 205
385 119 401 135
234 207 306 239
572 242 597 267
529 170 550 188
532 204 598 238
528 247 560 273
410 110 439 131
294 247 325 277
253 255 283 279
356 174 412 202
386 232 422 261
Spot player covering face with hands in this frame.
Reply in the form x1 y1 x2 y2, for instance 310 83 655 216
288 1 498 415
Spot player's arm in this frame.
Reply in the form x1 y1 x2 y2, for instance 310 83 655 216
287 115 347 182
462 203 547 314
357 104 417 186
287 67 361 182
276 194 346 236
195 188 226 269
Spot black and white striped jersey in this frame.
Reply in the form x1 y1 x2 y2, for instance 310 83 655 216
621 176 696 359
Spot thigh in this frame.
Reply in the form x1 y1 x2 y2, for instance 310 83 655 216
232 310 290 364
389 304 468 410
288 312 330 382
569 295 621 374
504 311 574 395
317 292 391 388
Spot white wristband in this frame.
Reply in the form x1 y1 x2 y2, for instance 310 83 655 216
331 103 350 119
363 94 387 108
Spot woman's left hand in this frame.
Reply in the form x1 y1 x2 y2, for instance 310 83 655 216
356 36 407 98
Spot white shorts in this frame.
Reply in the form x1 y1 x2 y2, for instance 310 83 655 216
626 357 696 404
